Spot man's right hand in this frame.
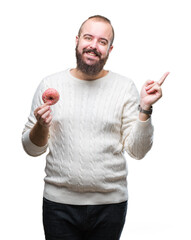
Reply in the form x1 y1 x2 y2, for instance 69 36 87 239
29 103 52 147
34 103 52 128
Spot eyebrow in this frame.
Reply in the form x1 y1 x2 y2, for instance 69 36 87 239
83 34 109 44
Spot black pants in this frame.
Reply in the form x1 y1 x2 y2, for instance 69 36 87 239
43 197 127 240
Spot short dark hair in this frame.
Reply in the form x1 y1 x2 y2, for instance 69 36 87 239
78 15 115 46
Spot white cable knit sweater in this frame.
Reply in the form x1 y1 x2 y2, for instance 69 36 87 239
22 69 154 205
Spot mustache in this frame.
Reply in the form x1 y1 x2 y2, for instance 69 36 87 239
82 48 101 58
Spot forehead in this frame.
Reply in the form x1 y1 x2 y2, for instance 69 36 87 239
81 19 113 41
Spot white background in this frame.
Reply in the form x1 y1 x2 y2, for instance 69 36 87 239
0 0 190 239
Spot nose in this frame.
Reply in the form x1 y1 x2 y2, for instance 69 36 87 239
89 39 98 49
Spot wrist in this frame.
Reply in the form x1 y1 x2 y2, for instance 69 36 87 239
30 122 50 147
140 103 152 111
139 112 150 121
36 121 50 130
138 104 153 116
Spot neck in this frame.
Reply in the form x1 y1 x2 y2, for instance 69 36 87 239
70 68 108 81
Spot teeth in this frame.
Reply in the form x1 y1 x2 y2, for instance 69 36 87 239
88 52 96 56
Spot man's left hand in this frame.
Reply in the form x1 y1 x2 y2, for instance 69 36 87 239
140 72 170 110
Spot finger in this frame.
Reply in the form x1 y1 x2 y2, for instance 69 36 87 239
145 80 155 87
34 102 50 114
145 82 155 91
158 72 170 86
41 110 51 121
146 84 161 94
40 102 50 108
35 105 50 117
45 115 52 125
38 111 52 127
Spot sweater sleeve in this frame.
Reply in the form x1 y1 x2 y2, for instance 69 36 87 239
22 79 48 157
121 81 154 160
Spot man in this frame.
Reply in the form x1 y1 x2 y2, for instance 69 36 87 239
22 15 169 240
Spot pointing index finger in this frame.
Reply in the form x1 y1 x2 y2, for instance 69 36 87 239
158 72 170 86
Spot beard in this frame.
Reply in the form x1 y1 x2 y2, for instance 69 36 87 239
75 46 109 76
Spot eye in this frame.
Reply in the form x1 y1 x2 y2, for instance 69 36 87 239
99 40 107 46
84 36 92 41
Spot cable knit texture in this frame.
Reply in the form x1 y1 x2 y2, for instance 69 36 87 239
22 69 154 205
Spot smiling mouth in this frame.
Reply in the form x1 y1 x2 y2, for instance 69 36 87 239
87 52 97 56
83 49 101 58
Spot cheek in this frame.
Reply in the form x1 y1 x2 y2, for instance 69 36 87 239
100 47 110 57
79 44 89 53
77 40 86 51
77 43 83 51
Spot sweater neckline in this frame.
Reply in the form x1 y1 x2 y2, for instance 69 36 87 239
66 68 112 84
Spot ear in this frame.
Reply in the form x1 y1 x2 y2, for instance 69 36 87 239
76 36 79 46
108 45 113 54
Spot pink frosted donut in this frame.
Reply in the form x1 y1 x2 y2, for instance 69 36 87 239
42 88 60 105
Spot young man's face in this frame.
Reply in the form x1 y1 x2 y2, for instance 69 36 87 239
75 19 113 75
